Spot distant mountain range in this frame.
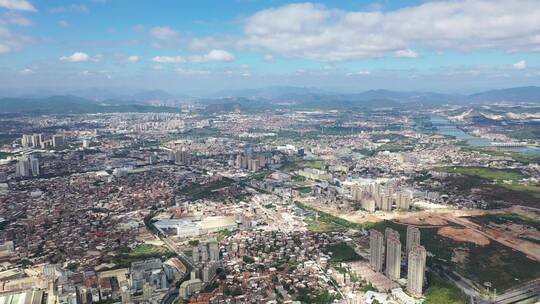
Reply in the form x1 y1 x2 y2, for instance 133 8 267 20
0 95 178 114
212 86 540 105
1 86 539 114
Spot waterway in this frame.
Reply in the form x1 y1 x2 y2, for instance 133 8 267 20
430 116 540 155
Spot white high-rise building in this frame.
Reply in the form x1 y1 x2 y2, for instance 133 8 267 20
406 226 421 256
407 245 427 297
30 157 40 176
15 157 31 177
369 230 384 272
385 228 402 280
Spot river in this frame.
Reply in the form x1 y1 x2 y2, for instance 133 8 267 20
430 116 540 155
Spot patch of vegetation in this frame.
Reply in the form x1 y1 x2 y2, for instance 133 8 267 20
470 213 540 232
292 175 306 182
295 201 374 231
0 151 12 159
434 166 524 182
296 187 312 194
295 288 341 304
352 148 378 156
325 243 362 263
178 127 221 138
424 273 467 304
242 256 255 264
504 127 540 141
217 229 232 241
177 178 235 200
280 159 325 173
304 218 346 232
112 244 175 268
370 133 408 141
463 147 540 164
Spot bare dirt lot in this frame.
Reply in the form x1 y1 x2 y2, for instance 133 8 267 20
395 214 449 226
438 226 490 246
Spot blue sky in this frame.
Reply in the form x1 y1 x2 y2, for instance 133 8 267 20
0 0 539 96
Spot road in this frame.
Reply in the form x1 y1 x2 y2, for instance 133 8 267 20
479 279 540 304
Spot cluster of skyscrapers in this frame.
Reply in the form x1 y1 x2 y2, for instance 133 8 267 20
235 152 270 172
15 155 40 177
21 134 65 149
167 148 193 165
369 226 426 297
180 241 222 298
352 183 411 212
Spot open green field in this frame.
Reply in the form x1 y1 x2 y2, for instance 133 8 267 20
325 243 362 263
434 166 540 208
463 147 540 164
113 244 175 268
434 166 524 181
304 218 346 232
295 201 374 231
498 183 540 199
177 178 235 200
470 213 540 233
424 274 467 304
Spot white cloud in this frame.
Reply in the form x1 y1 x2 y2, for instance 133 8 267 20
513 60 527 70
2 12 32 26
242 1 540 61
18 67 33 75
48 4 88 13
0 24 33 54
347 71 371 76
175 68 210 75
0 0 36 12
58 20 69 27
127 55 140 63
263 54 274 61
152 55 185 63
189 49 235 63
188 35 236 50
0 43 10 54
60 52 91 62
150 26 178 40
394 49 418 58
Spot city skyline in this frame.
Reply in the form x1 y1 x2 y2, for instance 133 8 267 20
1 0 540 94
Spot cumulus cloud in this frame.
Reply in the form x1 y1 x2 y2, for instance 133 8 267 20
152 55 185 63
2 12 32 26
513 60 527 70
150 26 178 41
394 49 418 58
18 67 33 75
188 35 237 51
175 68 210 75
48 4 88 14
242 1 540 61
127 55 140 63
0 24 33 54
188 49 235 63
0 0 36 12
60 52 100 62
347 71 371 76
0 43 10 54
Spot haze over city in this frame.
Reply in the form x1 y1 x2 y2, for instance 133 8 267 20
1 0 540 95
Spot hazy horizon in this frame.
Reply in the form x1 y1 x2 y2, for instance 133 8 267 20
0 0 539 94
